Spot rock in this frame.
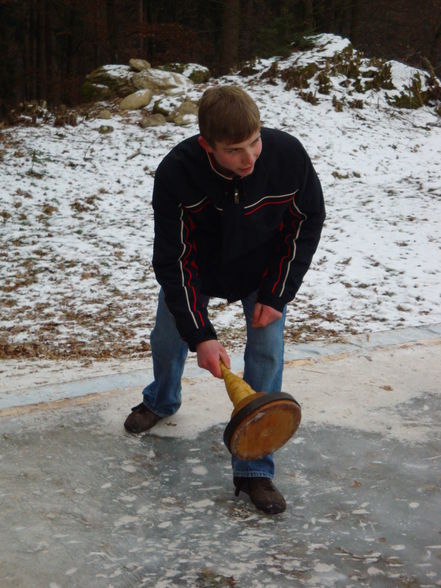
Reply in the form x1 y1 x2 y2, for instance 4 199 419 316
82 60 198 105
98 125 114 134
152 96 182 117
172 114 192 126
161 63 211 84
174 99 198 116
152 100 171 117
129 58 151 72
54 112 78 127
187 66 211 84
83 65 135 99
139 113 167 128
120 89 153 110
132 68 192 95
168 99 199 126
81 82 112 102
171 113 195 126
97 109 112 119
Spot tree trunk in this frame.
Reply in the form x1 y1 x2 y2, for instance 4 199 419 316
304 0 313 30
430 17 441 74
45 4 53 103
31 0 38 99
350 0 360 43
138 0 144 55
107 0 117 62
325 0 336 30
23 3 31 100
220 0 241 72
38 0 47 100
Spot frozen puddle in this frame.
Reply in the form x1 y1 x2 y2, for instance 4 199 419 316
1 387 440 587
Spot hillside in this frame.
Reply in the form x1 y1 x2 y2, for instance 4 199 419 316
1 34 440 360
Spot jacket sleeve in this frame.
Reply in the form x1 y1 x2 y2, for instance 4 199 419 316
257 146 325 311
152 168 217 351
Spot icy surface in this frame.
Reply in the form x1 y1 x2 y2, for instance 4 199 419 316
1 386 440 587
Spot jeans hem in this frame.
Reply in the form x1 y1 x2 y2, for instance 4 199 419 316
232 472 274 479
141 398 177 419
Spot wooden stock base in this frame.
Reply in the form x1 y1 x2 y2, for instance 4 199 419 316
223 392 301 460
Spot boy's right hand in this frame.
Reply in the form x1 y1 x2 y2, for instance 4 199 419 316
196 340 230 378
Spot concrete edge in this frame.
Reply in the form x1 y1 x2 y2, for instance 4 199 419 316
2 333 440 418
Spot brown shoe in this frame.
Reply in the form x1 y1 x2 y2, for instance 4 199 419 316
233 476 286 514
124 403 162 434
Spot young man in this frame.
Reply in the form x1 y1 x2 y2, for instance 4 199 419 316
124 85 325 514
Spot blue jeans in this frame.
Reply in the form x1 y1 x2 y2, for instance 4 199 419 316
142 288 286 479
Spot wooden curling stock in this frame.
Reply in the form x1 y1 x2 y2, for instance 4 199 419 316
220 361 301 461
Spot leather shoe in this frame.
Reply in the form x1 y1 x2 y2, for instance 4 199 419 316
233 476 286 514
124 403 162 434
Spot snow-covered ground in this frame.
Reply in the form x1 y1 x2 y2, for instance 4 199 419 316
1 34 440 360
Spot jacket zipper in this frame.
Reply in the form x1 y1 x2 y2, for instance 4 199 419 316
234 187 239 204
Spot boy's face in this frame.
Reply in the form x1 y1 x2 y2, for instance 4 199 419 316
199 130 262 177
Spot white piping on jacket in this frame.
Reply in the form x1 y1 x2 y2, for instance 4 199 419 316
243 190 298 209
178 206 199 329
184 197 208 210
278 199 306 297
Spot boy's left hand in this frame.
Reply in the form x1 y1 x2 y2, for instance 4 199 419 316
251 303 282 328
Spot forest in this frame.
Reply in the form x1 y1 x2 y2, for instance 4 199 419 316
0 0 440 110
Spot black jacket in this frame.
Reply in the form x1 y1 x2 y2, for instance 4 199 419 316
152 127 325 351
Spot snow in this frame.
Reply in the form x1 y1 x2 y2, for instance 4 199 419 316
0 33 440 360
99 64 132 77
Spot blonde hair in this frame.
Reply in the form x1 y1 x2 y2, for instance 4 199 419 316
198 86 260 147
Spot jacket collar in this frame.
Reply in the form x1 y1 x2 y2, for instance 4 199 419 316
206 151 235 181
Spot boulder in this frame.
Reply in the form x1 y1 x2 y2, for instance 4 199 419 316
152 95 182 117
83 65 135 99
82 60 202 119
161 63 211 84
174 99 198 116
129 58 151 72
133 68 192 95
186 65 211 84
120 89 153 110
98 125 114 134
172 113 195 126
169 99 199 125
81 82 112 102
139 113 167 128
97 109 112 119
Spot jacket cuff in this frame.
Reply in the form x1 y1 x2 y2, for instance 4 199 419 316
186 328 218 352
256 292 287 313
